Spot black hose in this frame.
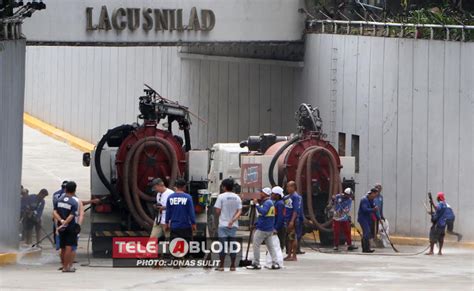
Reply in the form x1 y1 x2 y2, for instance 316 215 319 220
268 135 300 186
184 129 191 152
94 124 134 202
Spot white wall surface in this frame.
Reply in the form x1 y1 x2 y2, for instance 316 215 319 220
22 0 305 43
297 34 474 240
24 46 299 149
0 40 25 250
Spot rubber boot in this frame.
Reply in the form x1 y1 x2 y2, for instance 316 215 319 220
362 239 374 253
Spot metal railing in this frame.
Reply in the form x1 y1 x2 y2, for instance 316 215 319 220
308 19 474 41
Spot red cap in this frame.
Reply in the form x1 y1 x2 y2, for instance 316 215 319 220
437 192 445 201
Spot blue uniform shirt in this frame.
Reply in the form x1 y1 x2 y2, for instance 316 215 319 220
54 195 79 231
52 189 65 208
284 193 302 224
255 199 275 232
357 195 375 224
166 193 196 229
432 201 454 228
26 194 45 219
273 199 285 231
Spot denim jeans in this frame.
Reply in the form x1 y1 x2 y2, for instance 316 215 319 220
218 226 238 258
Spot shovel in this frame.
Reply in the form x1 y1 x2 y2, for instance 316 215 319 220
239 205 256 267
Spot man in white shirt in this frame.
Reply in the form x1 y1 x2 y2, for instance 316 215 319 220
214 178 242 271
149 178 174 240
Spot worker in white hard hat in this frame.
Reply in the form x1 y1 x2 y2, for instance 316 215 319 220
247 187 280 270
332 188 358 251
271 186 286 250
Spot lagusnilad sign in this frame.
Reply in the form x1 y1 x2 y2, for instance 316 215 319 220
86 6 215 32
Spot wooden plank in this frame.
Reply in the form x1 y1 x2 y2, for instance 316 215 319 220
395 38 414 235
227 63 239 142
410 40 430 235
238 63 250 140
217 62 229 141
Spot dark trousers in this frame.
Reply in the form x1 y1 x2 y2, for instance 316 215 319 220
277 227 286 250
333 220 352 246
170 227 193 242
359 220 372 240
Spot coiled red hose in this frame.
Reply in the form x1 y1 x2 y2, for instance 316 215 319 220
123 136 179 229
295 146 341 232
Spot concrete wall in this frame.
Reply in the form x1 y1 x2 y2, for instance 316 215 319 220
297 34 474 240
24 46 299 148
0 39 26 250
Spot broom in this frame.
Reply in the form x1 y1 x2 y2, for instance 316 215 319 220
239 204 256 267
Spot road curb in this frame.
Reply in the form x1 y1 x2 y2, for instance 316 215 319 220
0 247 42 266
23 113 94 153
0 253 17 265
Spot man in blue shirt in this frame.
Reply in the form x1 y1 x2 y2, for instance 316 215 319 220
23 189 48 245
165 179 196 245
358 188 379 253
426 192 461 255
247 187 279 270
53 181 80 272
372 183 384 241
52 181 68 250
283 181 302 261
271 186 285 250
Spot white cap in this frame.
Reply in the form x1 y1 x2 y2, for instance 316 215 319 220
272 186 284 197
344 188 353 195
261 187 272 196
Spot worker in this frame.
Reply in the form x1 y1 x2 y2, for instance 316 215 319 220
214 179 242 271
214 178 242 271
247 187 280 270
53 182 80 273
271 186 286 250
332 188 358 251
371 183 384 243
442 193 462 242
52 181 68 250
23 189 48 245
149 178 174 241
20 187 29 243
165 178 196 252
357 188 379 253
283 181 302 261
426 192 459 255
53 182 97 270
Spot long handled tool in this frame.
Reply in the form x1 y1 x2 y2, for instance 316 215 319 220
239 205 256 267
31 202 98 248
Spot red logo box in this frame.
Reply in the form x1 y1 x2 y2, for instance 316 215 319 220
112 237 159 259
